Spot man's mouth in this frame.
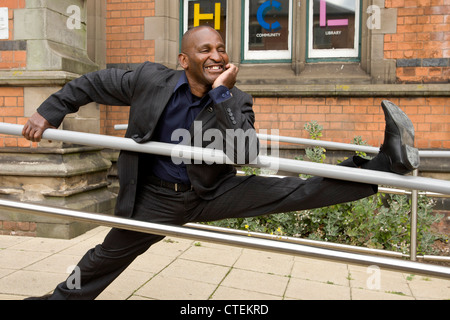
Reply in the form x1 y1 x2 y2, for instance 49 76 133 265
205 65 224 72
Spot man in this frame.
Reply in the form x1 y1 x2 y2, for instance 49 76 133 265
22 26 418 300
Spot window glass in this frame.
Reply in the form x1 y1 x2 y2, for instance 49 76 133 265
308 0 360 59
183 0 228 44
244 0 292 61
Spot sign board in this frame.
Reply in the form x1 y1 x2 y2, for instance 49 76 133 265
184 0 227 44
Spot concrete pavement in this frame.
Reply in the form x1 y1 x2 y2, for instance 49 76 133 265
0 226 449 300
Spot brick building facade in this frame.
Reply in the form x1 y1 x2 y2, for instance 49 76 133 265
0 0 448 237
100 0 449 149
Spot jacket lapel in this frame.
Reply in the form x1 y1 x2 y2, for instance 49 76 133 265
132 71 183 143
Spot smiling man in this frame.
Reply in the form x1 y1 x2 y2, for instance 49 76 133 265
179 26 238 96
22 26 418 300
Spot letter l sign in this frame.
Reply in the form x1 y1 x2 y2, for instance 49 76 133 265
320 0 349 27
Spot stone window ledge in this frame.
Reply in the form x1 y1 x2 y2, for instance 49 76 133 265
241 82 450 97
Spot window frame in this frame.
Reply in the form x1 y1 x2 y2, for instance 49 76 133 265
307 0 361 61
181 0 230 50
241 0 293 63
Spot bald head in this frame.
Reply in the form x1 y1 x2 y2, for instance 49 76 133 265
177 25 231 97
181 26 223 54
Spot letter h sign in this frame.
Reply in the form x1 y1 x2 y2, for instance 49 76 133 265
320 0 348 27
194 2 221 30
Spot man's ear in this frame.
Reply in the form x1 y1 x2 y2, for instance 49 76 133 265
178 53 188 70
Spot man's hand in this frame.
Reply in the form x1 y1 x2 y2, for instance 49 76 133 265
212 63 238 90
22 112 55 142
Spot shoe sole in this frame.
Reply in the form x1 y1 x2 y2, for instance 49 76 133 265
381 100 420 172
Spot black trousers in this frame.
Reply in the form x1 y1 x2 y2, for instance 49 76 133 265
49 158 376 300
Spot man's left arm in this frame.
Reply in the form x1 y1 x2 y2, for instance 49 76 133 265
209 65 259 165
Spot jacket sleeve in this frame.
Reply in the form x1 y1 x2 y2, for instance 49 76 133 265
212 86 259 165
37 68 135 128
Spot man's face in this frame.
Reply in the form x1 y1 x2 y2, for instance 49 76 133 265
180 27 229 90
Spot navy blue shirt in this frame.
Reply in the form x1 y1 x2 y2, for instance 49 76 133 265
148 71 232 185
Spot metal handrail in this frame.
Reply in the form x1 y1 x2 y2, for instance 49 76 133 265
257 133 450 158
186 222 450 263
0 122 449 274
1 123 449 195
0 198 448 278
115 124 450 158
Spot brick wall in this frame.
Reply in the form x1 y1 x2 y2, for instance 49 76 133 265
0 87 32 148
254 96 450 150
106 0 155 66
101 0 155 137
253 1 450 150
0 0 26 70
0 1 29 148
385 0 450 83
0 220 36 237
0 0 447 151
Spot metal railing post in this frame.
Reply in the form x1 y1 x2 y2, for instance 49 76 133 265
410 169 419 261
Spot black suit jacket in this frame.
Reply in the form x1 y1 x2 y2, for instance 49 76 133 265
38 62 259 217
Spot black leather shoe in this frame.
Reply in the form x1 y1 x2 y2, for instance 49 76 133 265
378 100 419 174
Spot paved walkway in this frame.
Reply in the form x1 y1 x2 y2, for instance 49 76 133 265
0 226 449 300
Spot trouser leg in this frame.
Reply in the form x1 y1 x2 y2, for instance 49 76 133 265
189 157 378 223
49 228 163 300
48 183 186 300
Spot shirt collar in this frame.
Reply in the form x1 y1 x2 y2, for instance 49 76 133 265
174 71 189 92
174 71 212 105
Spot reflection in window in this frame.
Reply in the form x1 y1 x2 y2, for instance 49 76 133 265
309 0 360 59
244 0 292 61
183 0 227 44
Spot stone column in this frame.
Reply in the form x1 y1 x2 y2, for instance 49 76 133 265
0 0 115 239
144 0 180 69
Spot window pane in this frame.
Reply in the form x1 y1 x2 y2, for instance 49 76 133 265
312 0 356 50
308 0 360 59
185 0 227 44
248 0 290 52
244 0 292 61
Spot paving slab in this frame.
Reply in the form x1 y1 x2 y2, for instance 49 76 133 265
233 249 294 276
135 275 217 300
285 277 351 300
291 257 350 286
219 268 289 297
0 226 449 300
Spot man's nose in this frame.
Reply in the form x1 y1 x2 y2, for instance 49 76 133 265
210 49 222 61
